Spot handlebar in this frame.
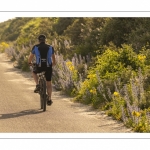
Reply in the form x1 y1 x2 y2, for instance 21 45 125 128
29 63 45 75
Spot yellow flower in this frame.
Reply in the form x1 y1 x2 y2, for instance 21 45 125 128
66 61 72 65
87 74 96 79
135 112 141 117
113 92 119 97
90 88 97 95
138 55 146 62
90 89 93 93
0 42 9 48
132 111 141 117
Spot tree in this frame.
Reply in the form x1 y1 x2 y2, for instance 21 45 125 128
100 18 137 47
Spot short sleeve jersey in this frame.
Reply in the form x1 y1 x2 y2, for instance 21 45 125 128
31 42 54 67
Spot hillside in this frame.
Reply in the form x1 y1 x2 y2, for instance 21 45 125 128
1 17 150 55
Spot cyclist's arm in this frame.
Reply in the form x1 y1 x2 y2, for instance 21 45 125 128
28 46 35 65
52 54 56 66
52 47 56 66
28 52 34 65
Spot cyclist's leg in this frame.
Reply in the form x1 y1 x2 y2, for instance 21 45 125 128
32 72 38 85
46 81 52 99
45 66 53 103
33 67 41 92
32 65 40 84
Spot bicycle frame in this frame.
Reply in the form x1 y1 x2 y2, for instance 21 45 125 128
37 72 47 111
30 64 47 112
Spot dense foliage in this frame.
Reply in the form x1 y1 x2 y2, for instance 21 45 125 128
1 17 150 132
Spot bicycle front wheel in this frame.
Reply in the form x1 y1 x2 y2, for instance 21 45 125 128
39 79 43 109
42 79 47 111
39 79 46 111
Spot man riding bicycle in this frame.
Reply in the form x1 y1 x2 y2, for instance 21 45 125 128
28 34 56 105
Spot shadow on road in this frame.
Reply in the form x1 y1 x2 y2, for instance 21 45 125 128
0 109 43 119
4 67 32 81
0 58 32 82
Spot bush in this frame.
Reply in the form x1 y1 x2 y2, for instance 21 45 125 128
0 42 9 53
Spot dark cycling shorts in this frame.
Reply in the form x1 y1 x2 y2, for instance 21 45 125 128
33 66 52 81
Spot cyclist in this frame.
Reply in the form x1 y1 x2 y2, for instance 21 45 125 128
28 34 56 105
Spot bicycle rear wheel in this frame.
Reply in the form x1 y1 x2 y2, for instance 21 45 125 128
39 78 46 111
39 79 43 109
42 79 47 111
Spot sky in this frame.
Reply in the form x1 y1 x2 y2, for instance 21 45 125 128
0 0 150 24
1 11 150 24
0 16 16 23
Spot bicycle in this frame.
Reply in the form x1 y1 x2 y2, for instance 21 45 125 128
30 63 47 112
38 71 47 111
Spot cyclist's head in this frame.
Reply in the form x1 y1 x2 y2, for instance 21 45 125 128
38 34 46 42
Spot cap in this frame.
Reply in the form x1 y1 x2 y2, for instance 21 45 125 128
38 34 46 40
